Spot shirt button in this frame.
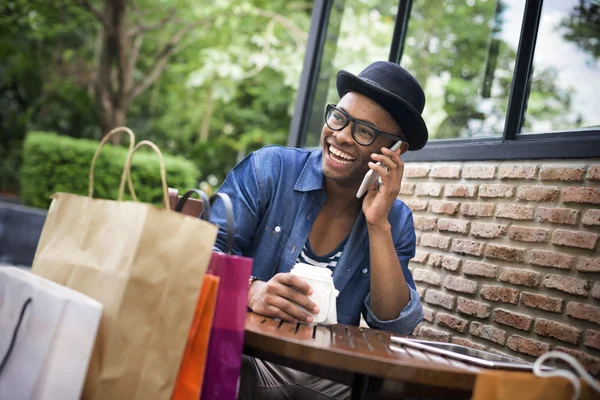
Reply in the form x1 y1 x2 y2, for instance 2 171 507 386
274 226 281 233
362 268 368 274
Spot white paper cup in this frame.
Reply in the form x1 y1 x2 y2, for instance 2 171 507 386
290 263 339 324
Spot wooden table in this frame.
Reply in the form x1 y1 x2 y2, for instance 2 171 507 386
243 312 481 399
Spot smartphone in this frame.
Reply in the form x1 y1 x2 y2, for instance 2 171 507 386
356 140 403 198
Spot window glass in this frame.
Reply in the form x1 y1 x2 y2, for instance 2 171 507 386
402 0 525 140
303 0 399 147
522 0 600 134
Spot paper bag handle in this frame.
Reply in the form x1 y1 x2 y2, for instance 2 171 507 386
0 298 32 375
174 191 235 254
88 127 136 199
119 140 170 208
175 189 211 221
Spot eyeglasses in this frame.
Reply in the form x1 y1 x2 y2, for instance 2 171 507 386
324 104 402 146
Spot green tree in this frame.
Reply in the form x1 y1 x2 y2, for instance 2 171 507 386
561 0 600 61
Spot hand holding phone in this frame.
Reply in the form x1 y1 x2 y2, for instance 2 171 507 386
356 140 403 198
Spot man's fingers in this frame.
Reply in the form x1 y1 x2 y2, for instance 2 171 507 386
276 273 313 295
270 297 313 323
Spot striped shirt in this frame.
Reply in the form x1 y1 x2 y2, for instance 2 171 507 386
296 238 347 271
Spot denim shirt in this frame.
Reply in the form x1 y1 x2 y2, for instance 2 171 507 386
210 145 423 334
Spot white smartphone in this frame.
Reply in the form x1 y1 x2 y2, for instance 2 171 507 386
356 140 403 198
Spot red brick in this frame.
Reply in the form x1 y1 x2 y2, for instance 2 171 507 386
495 204 534 220
527 249 574 270
404 165 430 178
587 165 600 181
544 275 590 297
452 337 487 350
535 319 581 344
423 289 456 310
499 267 541 287
436 312 469 333
480 285 519 304
421 234 451 251
493 309 533 331
463 260 498 278
566 302 600 325
471 222 507 239
537 207 579 225
479 184 515 198
508 226 549 243
583 209 600 227
540 165 585 181
400 182 415 195
485 244 526 262
460 203 495 218
416 183 444 197
412 251 429 264
470 322 507 345
413 269 443 286
457 297 491 318
592 282 600 300
520 292 563 313
561 187 600 205
419 326 451 342
576 257 600 272
555 347 600 376
551 229 598 250
441 256 461 271
427 254 443 268
584 329 600 350
516 186 559 202
462 165 496 179
445 184 477 198
429 200 460 215
444 276 477 294
499 165 538 180
437 218 470 235
431 165 461 179
451 239 485 257
417 287 425 299
507 335 552 357
405 199 429 211
413 216 438 232
423 307 435 322
428 254 460 271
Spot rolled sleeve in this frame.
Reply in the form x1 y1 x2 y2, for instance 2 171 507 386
363 285 423 334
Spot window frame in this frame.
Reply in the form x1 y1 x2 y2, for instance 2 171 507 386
288 0 600 160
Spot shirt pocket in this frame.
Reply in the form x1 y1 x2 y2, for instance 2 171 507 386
257 217 290 267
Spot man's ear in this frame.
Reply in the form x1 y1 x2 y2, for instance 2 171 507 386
400 141 409 155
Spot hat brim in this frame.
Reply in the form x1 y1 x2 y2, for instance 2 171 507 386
337 70 428 151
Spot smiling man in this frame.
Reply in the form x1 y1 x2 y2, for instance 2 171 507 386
210 61 428 399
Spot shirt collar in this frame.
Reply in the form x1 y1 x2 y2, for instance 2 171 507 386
294 149 325 192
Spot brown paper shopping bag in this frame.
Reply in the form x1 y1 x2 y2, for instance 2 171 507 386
31 128 218 400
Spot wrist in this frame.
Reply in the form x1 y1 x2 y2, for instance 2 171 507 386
247 278 263 310
366 219 391 231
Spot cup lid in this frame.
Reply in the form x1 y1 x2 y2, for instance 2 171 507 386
291 263 333 280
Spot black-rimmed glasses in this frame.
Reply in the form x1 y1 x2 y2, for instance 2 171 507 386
324 104 401 146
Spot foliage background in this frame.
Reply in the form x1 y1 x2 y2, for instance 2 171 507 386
1 0 312 200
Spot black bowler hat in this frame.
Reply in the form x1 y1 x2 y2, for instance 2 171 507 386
336 61 428 151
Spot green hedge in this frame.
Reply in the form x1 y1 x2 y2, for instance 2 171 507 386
21 132 200 208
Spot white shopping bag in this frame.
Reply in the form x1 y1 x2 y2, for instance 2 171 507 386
0 267 103 400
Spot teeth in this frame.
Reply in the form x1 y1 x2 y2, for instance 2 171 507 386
329 145 355 161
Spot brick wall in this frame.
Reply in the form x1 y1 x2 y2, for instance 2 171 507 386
402 160 600 375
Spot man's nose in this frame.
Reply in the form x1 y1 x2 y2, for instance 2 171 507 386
333 124 354 145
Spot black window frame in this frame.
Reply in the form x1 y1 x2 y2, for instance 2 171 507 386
288 0 600 161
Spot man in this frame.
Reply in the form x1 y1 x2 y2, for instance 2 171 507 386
210 61 428 399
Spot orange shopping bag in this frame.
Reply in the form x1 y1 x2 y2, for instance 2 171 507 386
172 274 220 400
